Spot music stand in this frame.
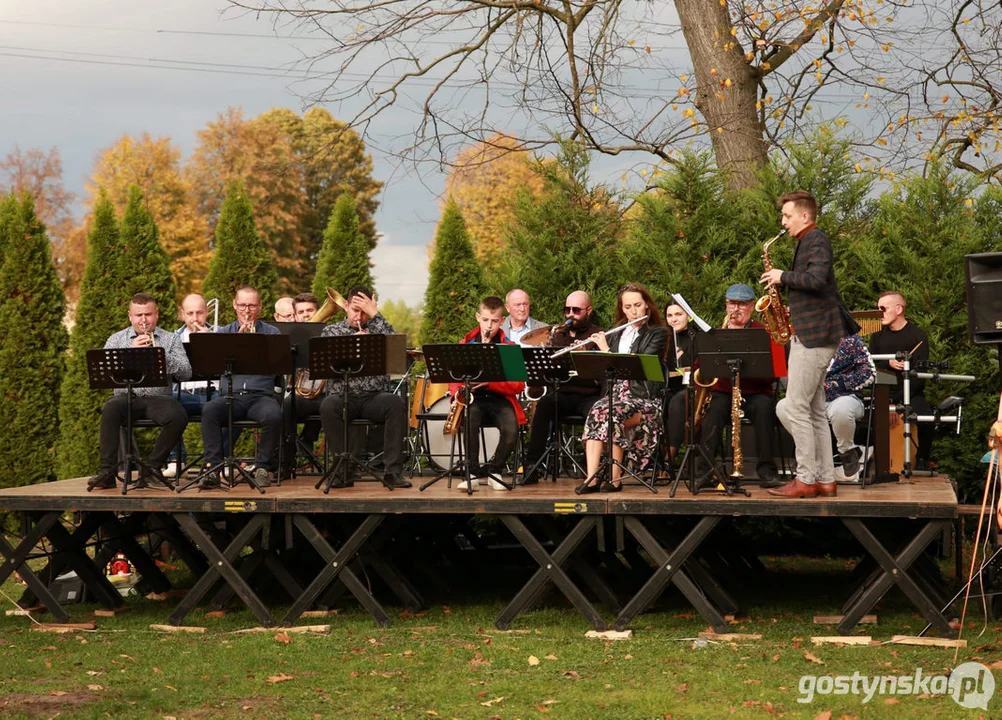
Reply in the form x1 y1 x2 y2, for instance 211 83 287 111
86 347 173 495
519 346 585 482
676 329 772 496
309 333 403 493
571 351 664 494
179 333 291 493
271 321 326 475
419 343 515 494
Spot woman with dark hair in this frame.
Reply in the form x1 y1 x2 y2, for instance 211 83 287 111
576 283 667 494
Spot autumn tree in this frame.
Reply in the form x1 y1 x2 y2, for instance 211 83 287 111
379 299 423 345
442 134 545 265
313 192 375 300
0 146 79 300
56 192 123 478
118 185 178 322
0 194 68 490
419 199 484 345
201 181 279 324
88 134 210 293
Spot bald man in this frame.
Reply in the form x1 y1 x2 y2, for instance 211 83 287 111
520 290 604 485
274 297 295 322
500 288 547 345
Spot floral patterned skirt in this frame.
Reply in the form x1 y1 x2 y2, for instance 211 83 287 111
581 381 663 471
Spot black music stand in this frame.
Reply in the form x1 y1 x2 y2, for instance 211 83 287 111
310 333 398 493
571 351 663 494
272 321 326 475
676 329 772 496
86 347 173 495
519 347 585 483
179 333 291 494
419 343 514 494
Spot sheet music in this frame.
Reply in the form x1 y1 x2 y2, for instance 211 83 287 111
671 293 711 332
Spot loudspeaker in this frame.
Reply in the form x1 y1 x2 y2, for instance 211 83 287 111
965 252 1002 345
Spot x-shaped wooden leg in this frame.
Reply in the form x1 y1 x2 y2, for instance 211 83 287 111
0 513 68 622
614 516 727 632
495 515 607 631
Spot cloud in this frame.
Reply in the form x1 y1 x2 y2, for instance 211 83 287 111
371 239 429 306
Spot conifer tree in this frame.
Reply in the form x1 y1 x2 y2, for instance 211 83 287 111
0 194 68 491
56 191 123 478
313 192 375 300
419 199 484 344
119 184 177 321
201 181 278 325
0 193 16 260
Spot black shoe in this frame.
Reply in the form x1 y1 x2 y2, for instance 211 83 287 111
600 480 623 493
574 479 602 495
328 474 355 489
838 447 862 477
756 466 784 489
87 469 117 491
141 467 170 488
519 469 540 486
197 471 222 490
382 473 412 490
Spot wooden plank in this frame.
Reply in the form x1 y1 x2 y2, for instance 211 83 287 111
150 624 206 633
300 609 339 618
812 636 873 646
94 607 131 618
232 625 330 635
698 632 762 641
31 623 97 633
584 629 632 640
889 635 967 648
6 607 46 617
814 614 877 625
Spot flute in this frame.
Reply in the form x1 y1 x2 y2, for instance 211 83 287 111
551 315 648 358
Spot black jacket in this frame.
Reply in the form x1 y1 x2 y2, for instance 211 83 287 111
625 324 668 400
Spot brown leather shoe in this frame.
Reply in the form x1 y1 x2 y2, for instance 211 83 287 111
766 479 818 498
816 482 837 497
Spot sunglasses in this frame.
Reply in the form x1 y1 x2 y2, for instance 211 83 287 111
564 306 585 314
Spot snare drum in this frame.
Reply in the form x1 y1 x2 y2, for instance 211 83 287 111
423 396 499 471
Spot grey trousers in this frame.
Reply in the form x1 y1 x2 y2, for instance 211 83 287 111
776 336 837 485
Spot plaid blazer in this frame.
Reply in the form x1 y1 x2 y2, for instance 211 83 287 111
782 225 848 348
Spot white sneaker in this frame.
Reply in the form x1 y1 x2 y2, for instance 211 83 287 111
834 465 861 484
457 479 480 491
487 478 508 491
161 464 177 478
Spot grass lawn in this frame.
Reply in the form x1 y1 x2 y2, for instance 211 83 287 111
0 554 999 719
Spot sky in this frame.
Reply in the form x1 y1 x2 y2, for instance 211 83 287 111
0 0 446 306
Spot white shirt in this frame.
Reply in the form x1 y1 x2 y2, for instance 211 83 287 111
616 324 638 354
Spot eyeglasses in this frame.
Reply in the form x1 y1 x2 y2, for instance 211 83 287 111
236 303 260 310
725 300 752 307
564 306 585 314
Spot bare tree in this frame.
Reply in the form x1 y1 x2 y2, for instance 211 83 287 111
227 1 1001 190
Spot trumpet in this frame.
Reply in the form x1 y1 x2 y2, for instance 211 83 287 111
551 315 647 358
206 298 219 331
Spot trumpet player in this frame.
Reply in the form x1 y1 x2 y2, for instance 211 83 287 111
200 286 283 488
318 286 411 490
87 293 191 490
274 297 295 322
280 291 324 477
521 291 603 485
451 296 526 490
762 191 857 499
293 292 320 322
691 284 782 488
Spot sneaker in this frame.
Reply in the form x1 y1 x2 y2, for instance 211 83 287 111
161 464 178 479
87 469 117 491
838 446 862 477
457 479 480 491
834 465 861 484
253 467 273 487
487 478 508 491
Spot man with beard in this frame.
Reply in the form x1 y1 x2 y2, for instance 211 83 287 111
520 290 604 485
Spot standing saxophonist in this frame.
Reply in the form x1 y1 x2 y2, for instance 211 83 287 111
762 191 858 499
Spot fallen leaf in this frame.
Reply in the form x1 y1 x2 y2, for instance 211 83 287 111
562 670 581 679
989 660 1002 670
480 696 506 707
425 712 439 717
153 667 162 673
528 655 540 666
744 679 762 685
274 632 292 644
813 712 832 720
884 698 900 705
86 670 103 677
87 684 103 691
676 682 688 694
49 691 68 697
771 654 780 662
266 673 294 684
804 651 825 665
544 654 557 660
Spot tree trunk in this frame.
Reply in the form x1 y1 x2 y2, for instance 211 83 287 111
676 0 767 192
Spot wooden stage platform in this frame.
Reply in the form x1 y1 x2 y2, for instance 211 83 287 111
0 474 959 637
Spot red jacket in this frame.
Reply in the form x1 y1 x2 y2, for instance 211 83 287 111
448 328 527 424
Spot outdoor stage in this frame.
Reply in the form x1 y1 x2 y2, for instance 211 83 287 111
0 474 959 637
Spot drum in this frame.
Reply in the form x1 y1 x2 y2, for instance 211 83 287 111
423 396 499 471
409 376 449 429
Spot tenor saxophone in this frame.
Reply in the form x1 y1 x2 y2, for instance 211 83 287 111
755 229 793 345
443 388 469 435
688 312 729 438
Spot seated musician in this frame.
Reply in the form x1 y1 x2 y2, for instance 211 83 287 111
664 303 700 465
451 295 526 491
869 290 933 470
162 293 218 477
318 285 411 490
88 292 191 490
819 334 875 483
274 296 295 322
281 291 324 476
575 283 667 495
520 290 604 485
200 286 282 488
500 288 548 345
695 284 782 487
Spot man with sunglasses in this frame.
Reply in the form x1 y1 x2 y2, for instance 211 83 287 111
869 291 932 470
520 291 604 485
501 288 548 345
